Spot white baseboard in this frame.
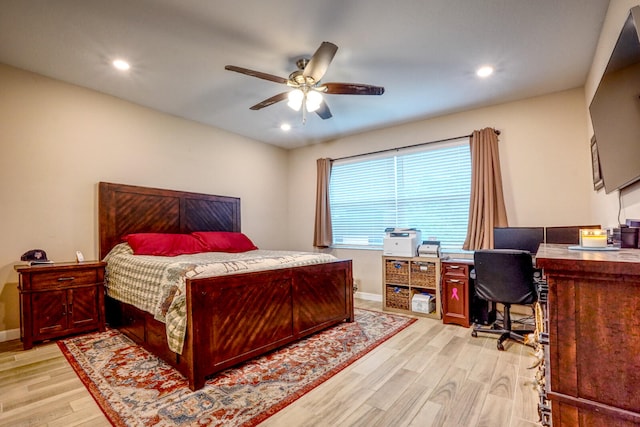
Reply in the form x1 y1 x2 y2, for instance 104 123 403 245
355 291 382 302
0 328 20 343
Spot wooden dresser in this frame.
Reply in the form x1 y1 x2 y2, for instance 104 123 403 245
15 261 106 350
536 244 640 426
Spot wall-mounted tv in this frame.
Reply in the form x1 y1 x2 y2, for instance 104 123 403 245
589 6 640 193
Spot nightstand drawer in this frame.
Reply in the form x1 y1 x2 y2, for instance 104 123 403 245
30 268 100 289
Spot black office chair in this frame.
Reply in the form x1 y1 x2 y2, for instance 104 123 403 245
471 249 540 350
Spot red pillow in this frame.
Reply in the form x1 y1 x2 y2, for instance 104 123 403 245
192 231 258 253
125 233 206 256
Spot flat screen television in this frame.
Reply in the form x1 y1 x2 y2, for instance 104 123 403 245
493 227 545 255
589 6 640 193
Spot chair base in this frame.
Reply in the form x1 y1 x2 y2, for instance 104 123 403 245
471 324 535 350
471 303 535 350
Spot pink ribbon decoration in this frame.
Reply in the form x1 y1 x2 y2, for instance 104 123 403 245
451 287 459 301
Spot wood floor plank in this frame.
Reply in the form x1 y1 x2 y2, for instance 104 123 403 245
2 377 82 412
313 386 377 427
476 394 512 427
337 404 385 427
351 346 399 376
47 405 111 427
298 376 376 425
425 366 469 425
513 373 540 423
371 382 433 427
404 345 439 373
438 335 466 360
366 368 417 410
489 356 518 399
355 351 411 392
441 379 487 427
409 400 443 427
414 354 456 390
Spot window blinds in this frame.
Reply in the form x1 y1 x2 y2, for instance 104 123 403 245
329 138 471 250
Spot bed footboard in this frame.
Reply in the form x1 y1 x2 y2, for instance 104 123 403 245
185 259 353 389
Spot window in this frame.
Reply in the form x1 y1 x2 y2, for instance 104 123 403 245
329 138 471 250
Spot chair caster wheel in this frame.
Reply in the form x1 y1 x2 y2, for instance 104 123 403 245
471 331 478 338
497 342 505 351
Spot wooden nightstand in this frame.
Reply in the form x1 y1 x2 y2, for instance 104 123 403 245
15 261 106 350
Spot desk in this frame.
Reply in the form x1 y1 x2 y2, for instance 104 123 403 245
536 244 640 426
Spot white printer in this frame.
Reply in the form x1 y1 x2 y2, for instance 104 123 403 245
418 240 441 258
383 228 422 257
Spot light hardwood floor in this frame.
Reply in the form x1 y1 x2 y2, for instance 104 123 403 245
0 299 542 427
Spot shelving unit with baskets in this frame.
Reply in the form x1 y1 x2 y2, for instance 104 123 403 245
382 256 441 319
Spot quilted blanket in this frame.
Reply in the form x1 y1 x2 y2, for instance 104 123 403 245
104 243 337 353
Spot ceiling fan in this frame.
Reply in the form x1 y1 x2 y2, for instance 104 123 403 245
225 42 384 121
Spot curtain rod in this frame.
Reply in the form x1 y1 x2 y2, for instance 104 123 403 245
331 129 500 162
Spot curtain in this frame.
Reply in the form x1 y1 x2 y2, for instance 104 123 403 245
313 158 333 247
463 128 508 250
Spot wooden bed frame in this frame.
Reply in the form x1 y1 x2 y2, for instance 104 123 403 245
98 182 354 390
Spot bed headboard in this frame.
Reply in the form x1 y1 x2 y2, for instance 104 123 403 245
98 182 241 259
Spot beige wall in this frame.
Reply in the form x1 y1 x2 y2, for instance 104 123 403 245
585 0 640 227
0 64 289 336
287 88 594 296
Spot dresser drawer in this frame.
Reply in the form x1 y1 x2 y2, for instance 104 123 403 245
29 268 101 290
442 262 469 277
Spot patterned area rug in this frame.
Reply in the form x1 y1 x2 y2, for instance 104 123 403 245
58 308 416 427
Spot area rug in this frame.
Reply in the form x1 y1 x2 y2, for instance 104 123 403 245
58 308 415 427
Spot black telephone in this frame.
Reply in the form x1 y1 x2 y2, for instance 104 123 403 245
20 249 51 264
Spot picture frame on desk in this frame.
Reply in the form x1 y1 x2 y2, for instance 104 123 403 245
590 135 604 191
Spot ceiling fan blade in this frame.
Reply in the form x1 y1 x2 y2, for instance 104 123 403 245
249 92 289 110
315 101 332 120
225 65 289 84
323 82 385 95
303 42 338 83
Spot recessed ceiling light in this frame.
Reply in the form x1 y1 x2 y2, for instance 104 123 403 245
112 59 130 71
280 123 291 131
476 66 494 78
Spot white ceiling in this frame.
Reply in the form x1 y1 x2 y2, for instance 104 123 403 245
0 0 610 149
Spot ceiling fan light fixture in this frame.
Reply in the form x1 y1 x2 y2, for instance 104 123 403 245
476 65 494 78
225 41 384 121
287 89 304 111
306 90 323 112
112 59 130 71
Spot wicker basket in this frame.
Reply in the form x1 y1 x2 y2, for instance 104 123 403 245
385 260 409 284
385 285 410 310
411 261 436 288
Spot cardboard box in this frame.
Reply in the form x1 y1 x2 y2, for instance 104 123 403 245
412 293 435 314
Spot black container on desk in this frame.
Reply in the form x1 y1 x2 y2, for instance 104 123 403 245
620 226 639 248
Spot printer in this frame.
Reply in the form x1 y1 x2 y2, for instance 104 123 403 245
383 228 422 257
418 240 441 258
